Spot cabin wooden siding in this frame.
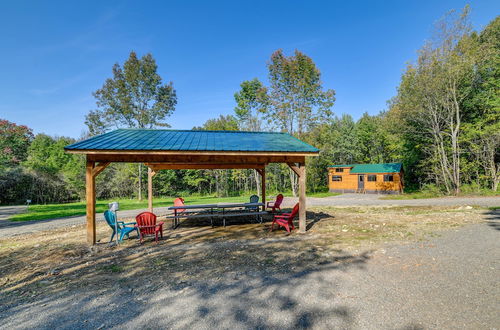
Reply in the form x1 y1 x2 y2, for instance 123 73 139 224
328 167 403 194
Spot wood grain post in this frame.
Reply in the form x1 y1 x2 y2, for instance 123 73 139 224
298 165 306 233
148 167 155 212
86 160 96 245
261 168 266 211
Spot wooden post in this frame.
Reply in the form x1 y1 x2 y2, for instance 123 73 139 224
86 160 96 245
148 167 156 212
298 165 306 233
261 168 266 211
287 162 307 233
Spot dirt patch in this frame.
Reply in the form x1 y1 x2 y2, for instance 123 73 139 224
0 206 486 308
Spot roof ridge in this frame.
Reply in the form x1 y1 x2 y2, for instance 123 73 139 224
117 128 289 135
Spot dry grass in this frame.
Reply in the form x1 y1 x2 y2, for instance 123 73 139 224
0 206 486 307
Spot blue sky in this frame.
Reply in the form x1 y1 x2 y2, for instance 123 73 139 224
0 0 498 138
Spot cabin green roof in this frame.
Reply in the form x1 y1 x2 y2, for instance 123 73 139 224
65 129 319 153
328 163 402 173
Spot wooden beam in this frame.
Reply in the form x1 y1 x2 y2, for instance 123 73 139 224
86 160 96 245
87 154 308 164
148 167 156 212
92 162 110 177
287 162 304 176
298 165 306 233
148 163 265 170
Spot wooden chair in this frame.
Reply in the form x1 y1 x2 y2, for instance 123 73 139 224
270 203 299 233
135 212 164 243
266 194 284 213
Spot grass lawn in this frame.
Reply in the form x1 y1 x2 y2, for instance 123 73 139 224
9 195 251 222
8 191 341 222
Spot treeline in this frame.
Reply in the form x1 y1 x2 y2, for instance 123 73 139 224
307 10 499 193
0 7 498 205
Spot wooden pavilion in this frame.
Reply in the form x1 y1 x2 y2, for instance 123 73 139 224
64 129 319 245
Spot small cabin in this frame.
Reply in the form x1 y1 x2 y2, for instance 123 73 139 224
328 163 403 194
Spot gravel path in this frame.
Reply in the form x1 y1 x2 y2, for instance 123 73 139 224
284 193 500 208
0 195 498 238
1 213 498 329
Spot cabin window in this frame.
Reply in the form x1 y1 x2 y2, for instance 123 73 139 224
331 175 342 182
384 174 394 182
335 168 344 173
368 175 377 182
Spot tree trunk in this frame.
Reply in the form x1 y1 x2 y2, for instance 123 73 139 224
254 170 261 197
290 168 298 197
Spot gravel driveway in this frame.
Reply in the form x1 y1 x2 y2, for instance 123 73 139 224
1 212 498 329
0 194 498 238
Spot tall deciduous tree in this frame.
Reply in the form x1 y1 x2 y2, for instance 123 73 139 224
234 78 268 131
85 51 177 200
236 50 335 196
233 79 269 195
267 50 335 195
394 7 478 194
266 49 335 137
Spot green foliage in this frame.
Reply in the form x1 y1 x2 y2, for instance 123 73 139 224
2 10 498 206
234 79 268 131
388 8 499 193
85 51 177 134
266 49 335 136
0 119 33 170
194 115 239 131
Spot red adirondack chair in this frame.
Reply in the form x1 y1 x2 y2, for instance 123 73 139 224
270 203 299 233
172 197 186 228
173 197 186 213
135 212 164 243
266 194 284 213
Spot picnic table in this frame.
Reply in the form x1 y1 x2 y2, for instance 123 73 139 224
167 202 267 228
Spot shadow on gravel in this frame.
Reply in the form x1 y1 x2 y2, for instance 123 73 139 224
0 210 371 328
484 209 500 231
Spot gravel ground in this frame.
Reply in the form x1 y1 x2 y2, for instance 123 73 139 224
284 193 500 208
1 211 498 329
0 194 498 238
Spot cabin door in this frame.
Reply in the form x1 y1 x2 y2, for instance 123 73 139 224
358 175 364 189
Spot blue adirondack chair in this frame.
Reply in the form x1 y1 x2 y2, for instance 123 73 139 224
104 210 138 242
245 195 260 212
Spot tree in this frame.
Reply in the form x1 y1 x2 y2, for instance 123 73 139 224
238 50 336 196
0 119 33 170
194 115 239 131
393 7 478 194
234 78 268 131
266 49 335 137
85 51 177 200
233 79 270 195
462 16 500 191
24 134 85 200
193 115 240 197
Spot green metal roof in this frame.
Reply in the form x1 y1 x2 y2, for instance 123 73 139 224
65 129 319 153
328 163 402 173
